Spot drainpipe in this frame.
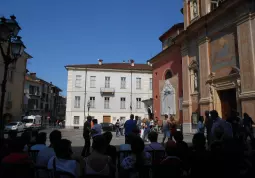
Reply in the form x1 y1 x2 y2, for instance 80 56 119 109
130 70 133 114
84 68 87 122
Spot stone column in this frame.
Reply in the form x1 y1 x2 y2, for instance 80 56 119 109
237 13 255 120
198 35 213 116
181 41 192 133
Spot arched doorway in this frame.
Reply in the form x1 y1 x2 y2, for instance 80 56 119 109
165 70 173 80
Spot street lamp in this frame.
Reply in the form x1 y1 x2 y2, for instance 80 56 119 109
87 101 91 116
0 15 25 143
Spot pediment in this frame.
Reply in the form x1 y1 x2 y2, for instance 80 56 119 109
229 66 240 75
188 59 198 70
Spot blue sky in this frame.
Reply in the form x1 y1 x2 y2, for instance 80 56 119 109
1 0 183 95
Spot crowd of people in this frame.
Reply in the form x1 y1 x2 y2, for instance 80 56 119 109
0 110 255 178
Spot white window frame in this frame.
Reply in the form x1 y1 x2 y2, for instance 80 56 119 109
136 98 142 109
120 97 126 109
105 77 110 88
73 116 80 125
104 97 110 109
74 96 81 108
75 75 82 88
90 76 96 88
149 78 152 90
90 96 95 108
136 78 141 89
121 77 126 89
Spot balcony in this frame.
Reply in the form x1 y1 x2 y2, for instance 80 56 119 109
100 87 115 95
29 91 41 96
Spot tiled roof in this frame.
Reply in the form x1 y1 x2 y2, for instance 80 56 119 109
65 63 152 71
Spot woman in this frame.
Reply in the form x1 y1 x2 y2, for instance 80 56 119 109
169 115 177 140
121 135 152 178
84 135 115 177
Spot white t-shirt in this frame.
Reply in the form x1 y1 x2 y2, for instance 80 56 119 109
47 156 77 178
36 147 55 167
91 124 102 137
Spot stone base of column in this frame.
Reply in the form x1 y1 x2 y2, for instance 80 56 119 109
182 123 192 133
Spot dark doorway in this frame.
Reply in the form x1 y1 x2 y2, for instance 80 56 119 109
218 88 237 120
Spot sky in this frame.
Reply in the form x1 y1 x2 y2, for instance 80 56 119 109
0 0 183 95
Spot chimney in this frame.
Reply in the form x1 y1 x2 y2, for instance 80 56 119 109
130 59 134 66
30 72 36 78
98 59 103 65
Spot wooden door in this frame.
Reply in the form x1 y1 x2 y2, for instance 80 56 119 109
103 116 111 123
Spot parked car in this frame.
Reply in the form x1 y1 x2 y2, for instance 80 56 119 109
100 123 116 132
4 122 25 132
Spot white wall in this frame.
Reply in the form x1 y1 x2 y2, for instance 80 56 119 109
65 68 152 128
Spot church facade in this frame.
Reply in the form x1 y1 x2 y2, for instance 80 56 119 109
148 23 184 125
175 0 255 133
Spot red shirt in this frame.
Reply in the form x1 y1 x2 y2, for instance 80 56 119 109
2 153 32 164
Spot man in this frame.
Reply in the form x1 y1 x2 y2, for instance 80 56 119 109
211 110 233 141
162 114 170 144
119 118 125 136
81 116 92 157
124 114 136 143
36 130 62 167
243 113 254 141
205 110 212 145
115 119 120 137
30 132 47 151
91 119 102 138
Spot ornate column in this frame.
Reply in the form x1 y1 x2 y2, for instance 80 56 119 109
181 41 193 133
198 34 213 116
236 8 255 120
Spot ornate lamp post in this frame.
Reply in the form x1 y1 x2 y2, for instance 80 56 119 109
87 101 91 116
0 15 25 143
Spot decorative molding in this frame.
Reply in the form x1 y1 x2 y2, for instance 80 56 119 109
198 36 210 45
182 100 192 107
207 72 216 82
199 97 212 104
239 91 255 100
188 59 199 70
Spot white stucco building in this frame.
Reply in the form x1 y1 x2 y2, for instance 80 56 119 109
65 60 153 128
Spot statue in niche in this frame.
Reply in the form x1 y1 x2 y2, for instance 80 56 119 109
236 79 241 94
209 85 214 100
193 0 198 17
160 80 176 115
194 71 198 91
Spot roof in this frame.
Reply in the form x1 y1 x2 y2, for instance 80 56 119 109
159 23 184 42
65 63 152 71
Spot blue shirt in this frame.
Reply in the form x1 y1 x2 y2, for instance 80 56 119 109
124 119 136 136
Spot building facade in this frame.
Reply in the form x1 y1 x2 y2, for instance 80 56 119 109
23 72 62 123
148 23 184 124
0 51 32 122
175 0 255 133
65 60 152 128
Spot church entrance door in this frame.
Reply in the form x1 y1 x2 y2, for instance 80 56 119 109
217 88 237 120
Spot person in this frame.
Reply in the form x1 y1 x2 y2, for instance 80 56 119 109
30 132 47 151
84 135 115 177
103 132 117 164
81 116 92 157
91 119 102 138
119 133 136 163
145 131 164 151
36 130 62 167
243 113 254 141
140 119 146 139
124 114 136 144
169 115 177 140
48 139 79 177
162 114 171 144
211 110 233 141
31 130 39 144
121 135 152 177
197 116 205 134
120 118 125 136
115 119 120 137
204 110 213 145
21 131 31 152
143 118 150 142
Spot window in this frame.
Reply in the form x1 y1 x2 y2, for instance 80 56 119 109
121 77 126 89
136 78 141 89
8 70 13 82
75 75 82 88
149 78 152 90
74 96 80 108
90 97 95 108
120 97 126 109
104 97 110 109
165 70 173 80
90 76 96 88
73 116 80 125
136 98 141 109
105 77 110 88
